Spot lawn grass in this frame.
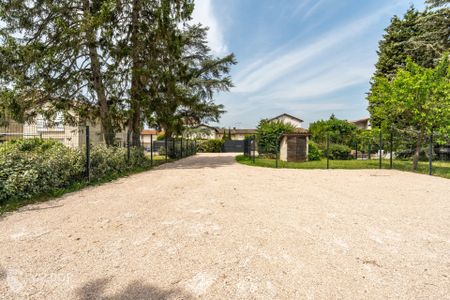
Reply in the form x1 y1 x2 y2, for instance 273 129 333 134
236 155 450 179
0 155 177 216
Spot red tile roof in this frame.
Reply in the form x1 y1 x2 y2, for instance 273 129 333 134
141 129 160 135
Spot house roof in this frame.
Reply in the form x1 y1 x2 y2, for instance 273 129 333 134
350 117 370 124
192 124 220 132
141 129 160 135
268 113 304 123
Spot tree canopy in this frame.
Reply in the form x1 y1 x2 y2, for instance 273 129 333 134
369 54 450 169
0 0 236 146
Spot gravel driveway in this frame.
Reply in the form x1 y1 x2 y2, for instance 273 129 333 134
1 153 449 299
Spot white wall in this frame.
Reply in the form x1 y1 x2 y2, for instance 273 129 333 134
274 115 302 128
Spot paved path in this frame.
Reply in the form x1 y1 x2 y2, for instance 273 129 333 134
1 153 449 299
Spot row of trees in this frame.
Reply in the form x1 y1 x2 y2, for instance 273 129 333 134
0 0 236 146
368 0 450 169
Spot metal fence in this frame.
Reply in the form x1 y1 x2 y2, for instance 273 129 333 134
244 128 449 177
0 123 197 181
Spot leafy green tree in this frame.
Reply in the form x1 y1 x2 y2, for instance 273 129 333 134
369 54 450 170
256 120 295 156
309 115 359 148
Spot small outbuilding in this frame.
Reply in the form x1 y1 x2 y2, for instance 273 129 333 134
279 129 311 162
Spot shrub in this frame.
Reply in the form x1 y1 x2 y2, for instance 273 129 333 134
256 120 295 155
89 145 148 178
0 139 84 204
156 133 165 141
308 141 321 161
0 139 150 206
196 139 224 153
324 144 353 160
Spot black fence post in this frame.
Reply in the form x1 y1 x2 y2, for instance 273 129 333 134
379 129 382 169
172 138 175 159
165 136 168 162
85 126 90 182
355 141 358 160
127 130 131 162
150 134 153 166
390 131 393 169
181 137 183 158
368 140 371 160
429 132 433 176
194 140 197 154
276 139 279 169
326 133 330 169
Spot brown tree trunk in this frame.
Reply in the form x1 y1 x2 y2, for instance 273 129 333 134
82 0 115 146
129 0 142 147
412 132 424 171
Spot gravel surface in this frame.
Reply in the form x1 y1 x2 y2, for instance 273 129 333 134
1 153 449 299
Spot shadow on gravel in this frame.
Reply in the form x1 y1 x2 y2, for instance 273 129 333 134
0 265 6 281
159 154 237 170
76 278 193 300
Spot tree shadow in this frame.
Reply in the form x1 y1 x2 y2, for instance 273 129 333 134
0 265 6 281
76 278 193 300
158 154 237 170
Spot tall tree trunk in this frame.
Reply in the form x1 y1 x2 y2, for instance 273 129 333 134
82 0 115 146
412 132 424 171
129 0 142 147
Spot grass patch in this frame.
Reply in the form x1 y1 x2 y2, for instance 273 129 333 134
0 155 177 216
236 155 450 179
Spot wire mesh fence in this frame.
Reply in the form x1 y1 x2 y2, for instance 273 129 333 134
0 122 197 183
243 127 449 178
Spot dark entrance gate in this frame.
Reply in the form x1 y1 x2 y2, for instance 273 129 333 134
223 140 245 152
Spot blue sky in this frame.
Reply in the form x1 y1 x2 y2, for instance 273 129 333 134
192 0 425 128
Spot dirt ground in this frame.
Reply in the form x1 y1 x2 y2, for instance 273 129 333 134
0 153 449 299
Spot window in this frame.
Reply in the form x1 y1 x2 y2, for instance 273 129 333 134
36 112 65 132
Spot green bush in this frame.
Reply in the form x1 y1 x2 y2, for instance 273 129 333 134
256 120 295 155
90 145 148 178
308 141 321 161
0 139 84 204
324 144 353 160
196 139 224 153
0 139 150 206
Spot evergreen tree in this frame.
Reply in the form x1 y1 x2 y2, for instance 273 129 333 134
0 0 122 145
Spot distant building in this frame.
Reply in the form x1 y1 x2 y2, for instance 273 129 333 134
217 128 257 141
268 113 304 128
187 124 219 140
350 118 371 130
140 129 161 148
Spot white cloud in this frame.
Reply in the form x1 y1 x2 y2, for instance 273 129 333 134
233 5 395 95
191 0 228 55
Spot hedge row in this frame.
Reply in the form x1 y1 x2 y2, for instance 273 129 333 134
0 139 148 205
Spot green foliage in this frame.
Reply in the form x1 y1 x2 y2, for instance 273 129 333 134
0 0 236 146
256 120 295 155
196 139 224 153
0 139 150 206
369 55 450 169
0 139 84 204
369 55 450 137
324 144 353 160
370 6 450 127
308 141 321 161
156 133 166 141
309 115 359 148
89 145 148 179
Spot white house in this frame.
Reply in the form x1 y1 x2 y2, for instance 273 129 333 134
350 117 372 130
268 113 303 128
